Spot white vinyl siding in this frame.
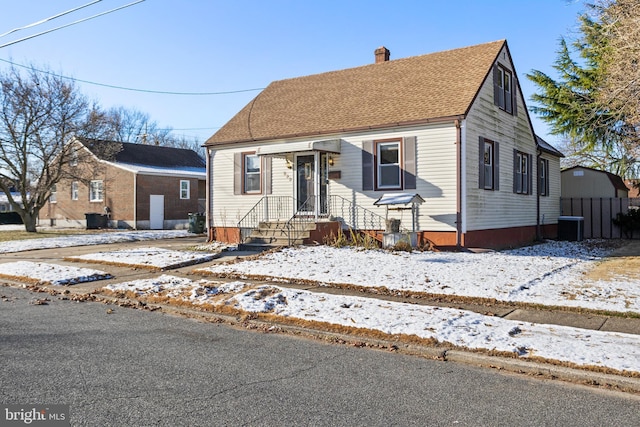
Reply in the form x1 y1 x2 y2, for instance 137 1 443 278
464 45 540 232
209 123 458 232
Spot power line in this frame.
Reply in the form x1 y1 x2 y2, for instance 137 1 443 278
0 1 145 49
0 57 265 96
0 0 103 39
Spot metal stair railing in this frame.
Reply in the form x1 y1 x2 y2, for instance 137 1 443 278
237 196 294 242
285 196 317 245
328 195 388 232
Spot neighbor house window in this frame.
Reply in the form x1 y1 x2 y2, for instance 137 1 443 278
89 180 103 202
375 139 402 190
49 184 57 203
70 150 78 166
539 158 549 196
71 181 79 201
514 151 532 195
494 64 514 114
243 153 261 193
180 180 190 199
479 138 498 190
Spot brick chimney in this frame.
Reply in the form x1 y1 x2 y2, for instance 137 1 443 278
375 46 390 63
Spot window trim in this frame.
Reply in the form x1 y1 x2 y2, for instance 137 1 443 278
242 152 262 194
71 181 79 201
479 137 499 191
49 184 57 204
70 150 78 167
494 64 514 115
514 150 532 195
89 180 104 202
539 158 549 197
374 138 403 190
180 180 190 200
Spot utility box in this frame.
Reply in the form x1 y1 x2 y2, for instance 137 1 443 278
188 212 206 234
558 216 584 241
85 213 108 229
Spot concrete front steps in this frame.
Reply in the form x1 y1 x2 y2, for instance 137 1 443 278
239 221 316 251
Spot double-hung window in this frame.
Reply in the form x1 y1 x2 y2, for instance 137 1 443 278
180 180 190 199
243 153 261 194
375 139 402 190
539 158 549 196
49 184 57 203
514 151 531 195
479 137 499 190
90 180 103 202
71 181 79 201
494 64 514 114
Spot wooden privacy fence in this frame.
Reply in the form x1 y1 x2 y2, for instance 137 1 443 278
560 197 640 239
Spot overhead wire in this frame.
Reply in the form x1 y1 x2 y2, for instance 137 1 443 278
0 57 265 96
0 0 146 49
0 0 103 39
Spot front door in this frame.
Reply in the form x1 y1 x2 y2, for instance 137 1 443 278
295 153 329 215
296 155 315 212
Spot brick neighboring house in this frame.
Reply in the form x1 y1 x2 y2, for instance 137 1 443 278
41 138 206 230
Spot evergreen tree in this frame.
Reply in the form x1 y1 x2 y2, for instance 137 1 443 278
527 11 639 178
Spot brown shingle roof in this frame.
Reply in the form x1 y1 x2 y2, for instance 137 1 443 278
206 40 506 146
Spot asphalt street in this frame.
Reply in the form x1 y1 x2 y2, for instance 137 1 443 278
1 285 638 426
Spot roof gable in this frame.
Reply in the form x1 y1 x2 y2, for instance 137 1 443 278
206 40 506 145
78 138 205 169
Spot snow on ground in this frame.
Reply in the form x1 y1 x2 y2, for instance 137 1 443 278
67 247 218 269
197 241 640 314
0 230 192 254
102 275 640 373
0 261 111 285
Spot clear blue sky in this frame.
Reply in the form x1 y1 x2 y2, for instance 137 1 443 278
0 0 585 148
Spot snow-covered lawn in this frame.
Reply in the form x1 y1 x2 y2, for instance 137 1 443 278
66 247 219 270
0 230 193 254
101 275 640 374
0 261 111 285
196 241 640 315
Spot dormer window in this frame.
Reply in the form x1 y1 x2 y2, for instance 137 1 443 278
494 64 515 115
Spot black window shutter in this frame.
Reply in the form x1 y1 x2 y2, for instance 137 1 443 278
545 160 550 196
512 149 518 193
233 153 242 195
362 140 374 191
494 141 500 191
493 65 501 108
262 156 272 195
527 153 533 195
403 136 417 190
512 75 518 116
478 137 485 189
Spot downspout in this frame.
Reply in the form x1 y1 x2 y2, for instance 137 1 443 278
536 149 541 241
206 147 213 242
133 172 138 230
455 119 462 249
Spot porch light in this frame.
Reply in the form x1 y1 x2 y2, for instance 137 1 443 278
328 156 334 166
286 159 293 169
